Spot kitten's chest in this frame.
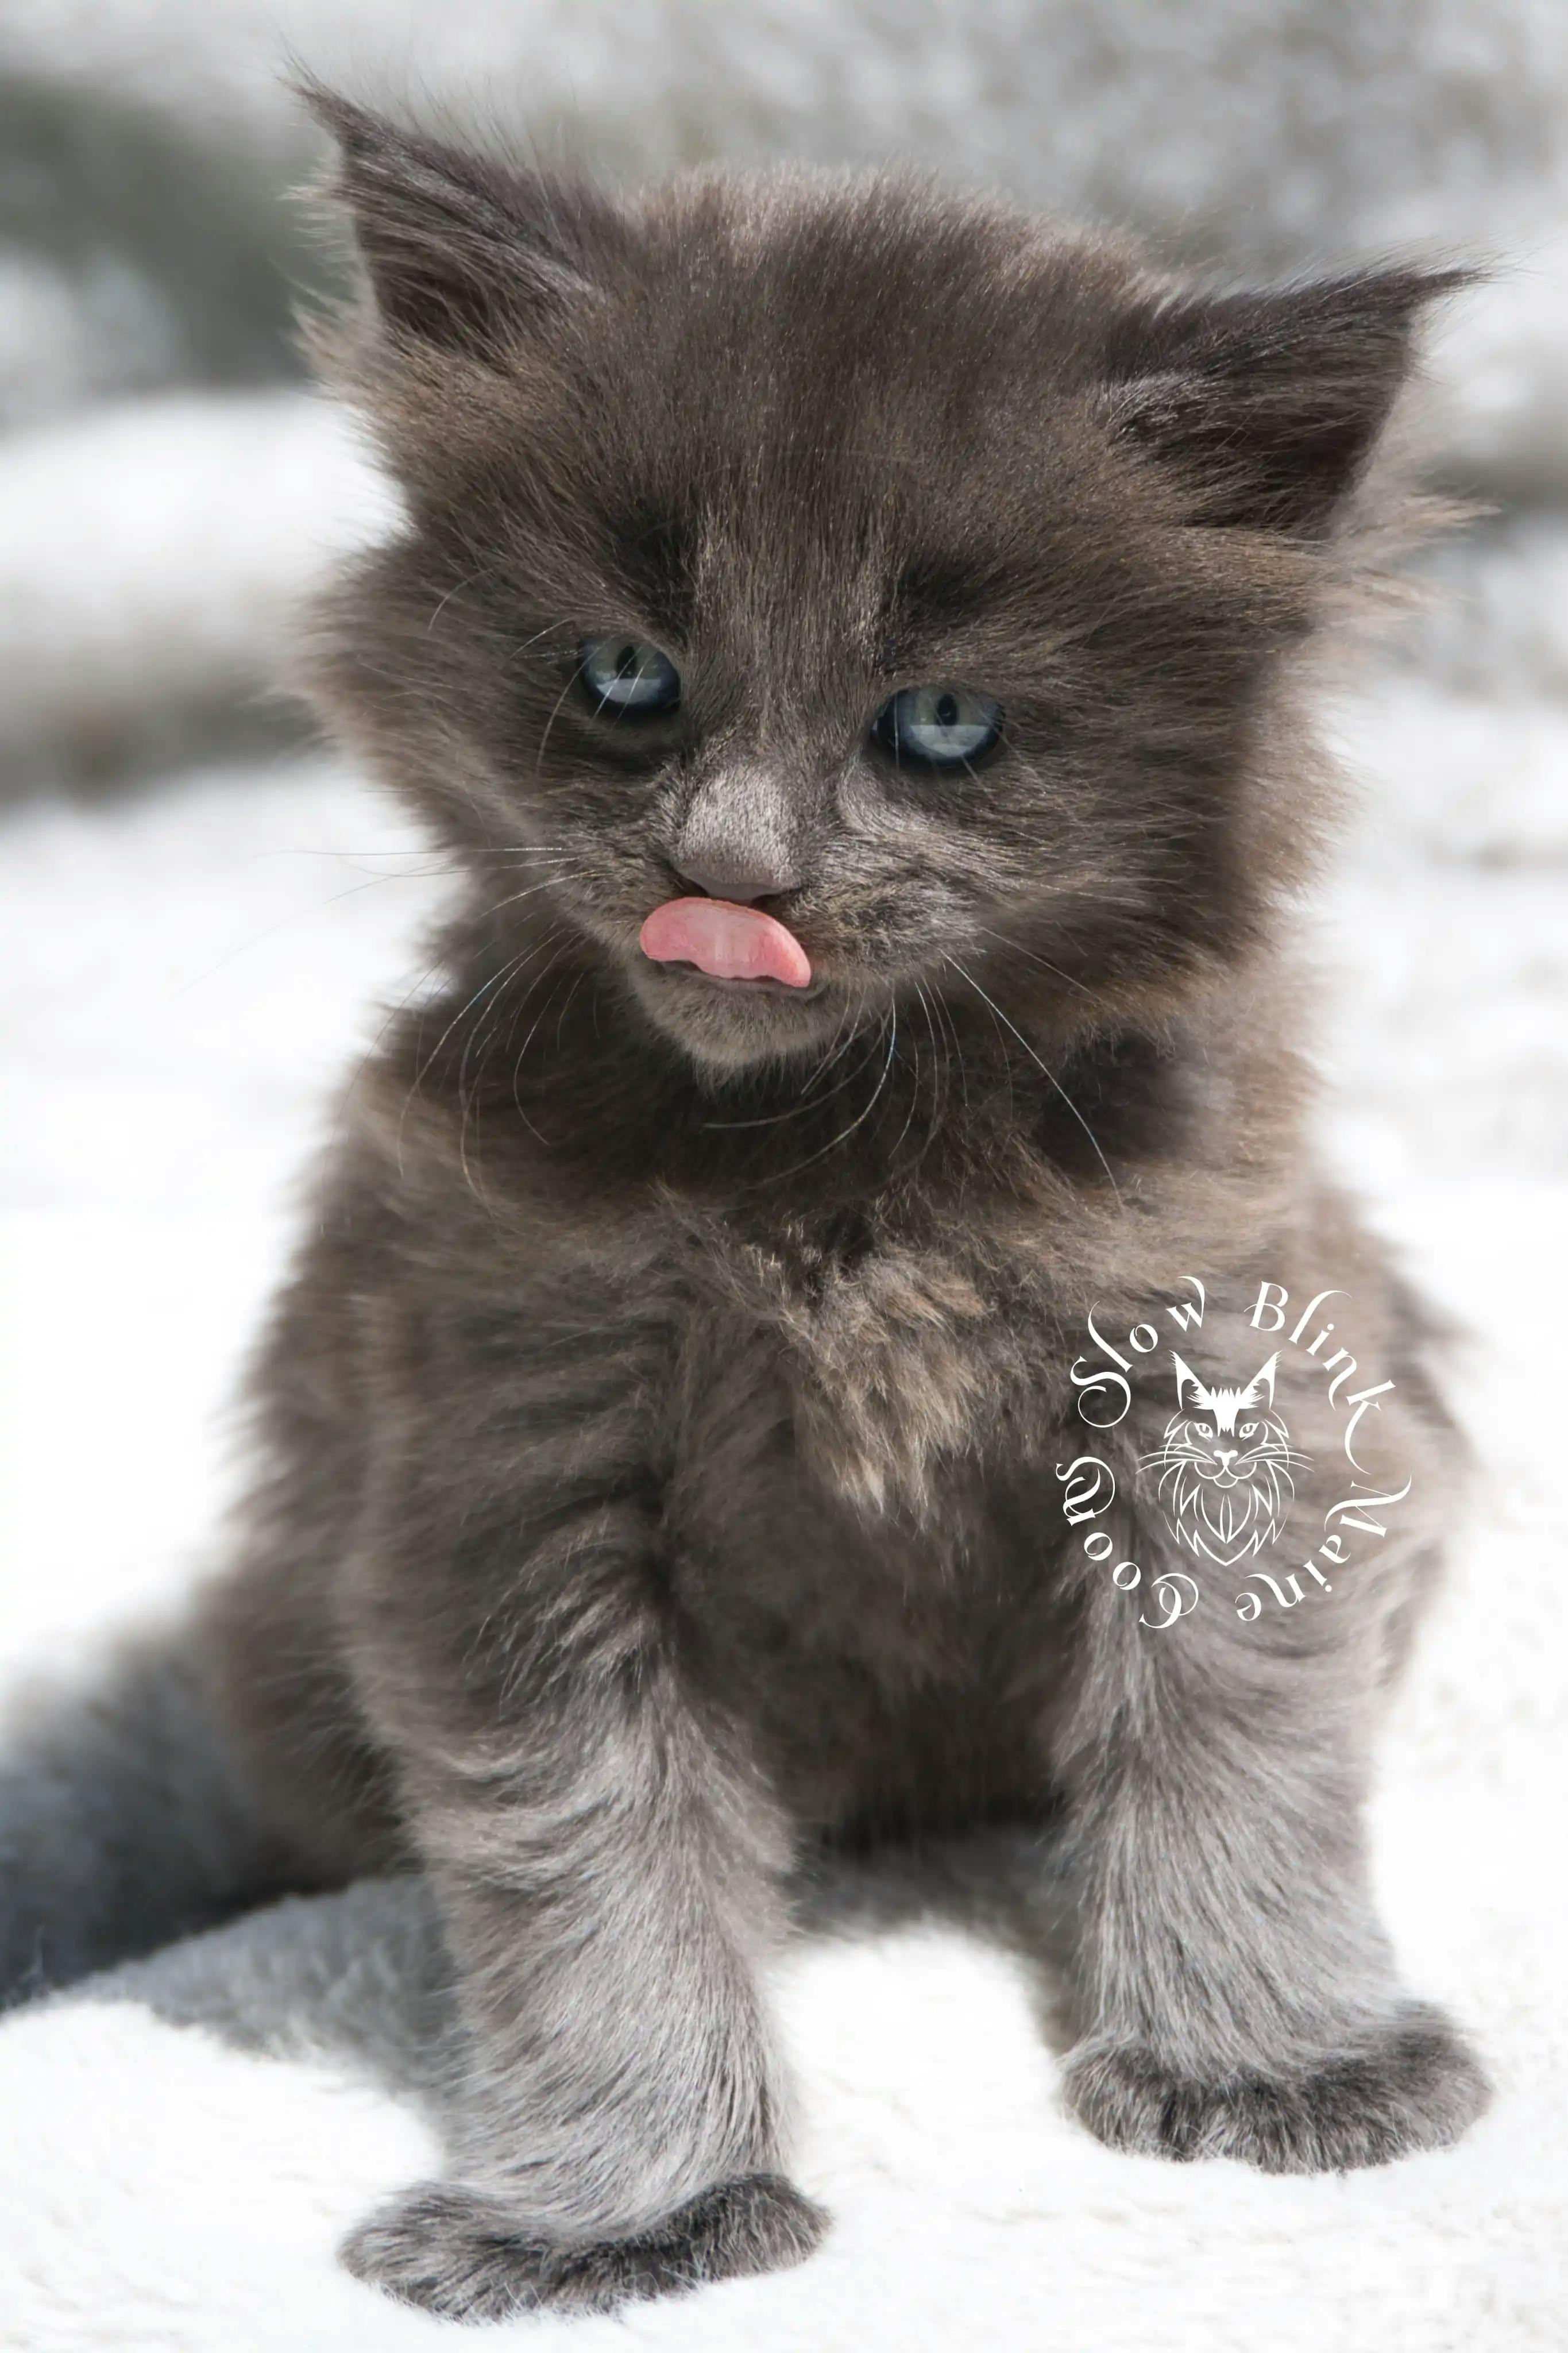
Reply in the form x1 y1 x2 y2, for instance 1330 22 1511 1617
666 1226 1071 1827
675 1214 1056 1522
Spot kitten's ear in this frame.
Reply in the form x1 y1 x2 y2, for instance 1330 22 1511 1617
300 83 613 354
1239 1353 1280 1409
1171 1355 1211 1414
1100 265 1473 535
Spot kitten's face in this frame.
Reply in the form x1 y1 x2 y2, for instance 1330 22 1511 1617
308 101 1452 1075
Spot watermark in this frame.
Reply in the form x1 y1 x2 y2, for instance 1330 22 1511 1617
1056 1278 1411 1629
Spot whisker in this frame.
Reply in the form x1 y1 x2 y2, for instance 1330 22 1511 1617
907 981 952 1182
480 871 592 923
501 616 577 667
415 940 550 1179
532 666 585 785
974 925 1119 1017
160 873 414 1007
761 1002 897 1186
424 566 491 637
887 996 922 1168
927 976 970 1136
552 968 588 1048
698 999 875 1131
947 957 1123 1210
507 945 576 1143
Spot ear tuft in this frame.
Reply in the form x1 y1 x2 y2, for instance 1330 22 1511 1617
1101 263 1476 535
296 80 608 355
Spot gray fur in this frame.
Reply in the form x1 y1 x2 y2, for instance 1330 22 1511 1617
0 1629 303 2004
342 2174 828 2321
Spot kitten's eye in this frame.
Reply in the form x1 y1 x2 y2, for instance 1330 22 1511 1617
873 684 1002 767
1241 1421 1258 1438
579 635 681 715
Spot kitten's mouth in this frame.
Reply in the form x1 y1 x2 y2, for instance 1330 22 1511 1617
630 896 837 1068
639 898 814 990
651 963 828 1001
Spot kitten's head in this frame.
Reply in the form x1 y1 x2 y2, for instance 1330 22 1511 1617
300 89 1463 1076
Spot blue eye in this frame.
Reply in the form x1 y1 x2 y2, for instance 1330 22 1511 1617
579 636 681 715
874 684 1002 767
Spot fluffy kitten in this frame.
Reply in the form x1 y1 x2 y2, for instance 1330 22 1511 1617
0 89 1489 2321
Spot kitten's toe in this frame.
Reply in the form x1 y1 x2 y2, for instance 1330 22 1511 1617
1065 2002 1491 2173
341 2173 829 2321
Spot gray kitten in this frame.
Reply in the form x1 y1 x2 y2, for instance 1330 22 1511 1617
0 89 1488 2321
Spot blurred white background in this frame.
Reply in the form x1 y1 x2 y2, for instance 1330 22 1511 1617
0 7 1564 2348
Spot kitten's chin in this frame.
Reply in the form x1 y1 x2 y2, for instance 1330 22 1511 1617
627 959 847 1073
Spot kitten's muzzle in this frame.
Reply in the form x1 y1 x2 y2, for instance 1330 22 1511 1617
625 895 842 1071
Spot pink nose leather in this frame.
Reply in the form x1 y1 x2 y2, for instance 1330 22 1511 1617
639 897 813 988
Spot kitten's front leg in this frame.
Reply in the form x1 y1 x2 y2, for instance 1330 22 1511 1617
1050 1530 1489 2172
337 1340 823 2319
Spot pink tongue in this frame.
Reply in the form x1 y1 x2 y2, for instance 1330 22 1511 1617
640 897 812 988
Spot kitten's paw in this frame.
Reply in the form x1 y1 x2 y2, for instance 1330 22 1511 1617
1065 2004 1490 2174
340 2173 828 2321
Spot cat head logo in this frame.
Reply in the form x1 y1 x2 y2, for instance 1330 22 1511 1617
1140 1353 1308 1569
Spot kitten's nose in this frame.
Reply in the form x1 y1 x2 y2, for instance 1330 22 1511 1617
669 773 803 904
671 847 802 905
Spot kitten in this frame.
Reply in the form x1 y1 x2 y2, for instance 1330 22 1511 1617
0 87 1490 2321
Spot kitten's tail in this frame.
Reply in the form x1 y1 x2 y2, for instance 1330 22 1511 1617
0 1621 308 2007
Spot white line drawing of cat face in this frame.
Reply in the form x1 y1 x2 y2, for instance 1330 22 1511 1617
1138 1352 1311 1569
